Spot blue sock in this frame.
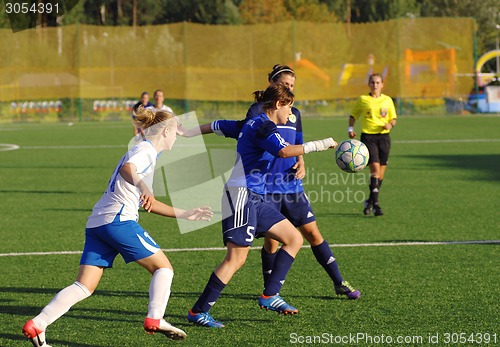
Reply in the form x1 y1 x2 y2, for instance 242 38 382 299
263 248 294 296
311 240 344 286
192 272 226 313
261 248 277 286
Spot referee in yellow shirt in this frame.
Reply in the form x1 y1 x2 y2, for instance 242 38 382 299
348 73 397 216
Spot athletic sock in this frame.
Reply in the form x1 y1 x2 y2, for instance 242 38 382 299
263 248 294 296
261 248 277 286
311 240 344 286
32 281 91 331
147 268 174 319
378 179 383 189
192 272 226 313
369 177 380 204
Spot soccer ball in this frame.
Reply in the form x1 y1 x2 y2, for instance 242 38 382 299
335 139 369 173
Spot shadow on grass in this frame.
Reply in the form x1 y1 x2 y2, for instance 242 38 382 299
400 154 500 181
314 212 367 218
45 208 93 212
375 240 500 245
0 304 143 320
0 333 107 347
0 287 149 298
0 189 76 194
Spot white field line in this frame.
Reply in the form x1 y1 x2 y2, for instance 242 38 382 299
12 138 500 150
394 139 500 144
1 240 498 257
0 143 20 151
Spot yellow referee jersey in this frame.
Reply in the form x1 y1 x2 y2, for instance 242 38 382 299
350 93 397 134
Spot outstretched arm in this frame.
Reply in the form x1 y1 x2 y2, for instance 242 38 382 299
177 123 213 138
149 202 212 221
119 163 212 220
278 138 338 158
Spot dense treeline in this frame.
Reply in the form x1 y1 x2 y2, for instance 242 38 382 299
1 0 498 52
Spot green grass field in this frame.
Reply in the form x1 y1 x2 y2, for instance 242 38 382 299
1 115 499 347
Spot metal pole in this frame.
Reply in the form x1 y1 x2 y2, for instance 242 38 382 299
77 23 82 122
183 21 189 114
496 24 500 76
473 19 479 110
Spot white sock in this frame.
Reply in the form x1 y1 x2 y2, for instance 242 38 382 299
147 268 174 319
32 281 91 331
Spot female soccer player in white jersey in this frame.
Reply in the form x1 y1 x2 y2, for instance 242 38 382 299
22 107 212 346
186 84 338 328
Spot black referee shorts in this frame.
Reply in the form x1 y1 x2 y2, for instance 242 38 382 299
360 133 391 165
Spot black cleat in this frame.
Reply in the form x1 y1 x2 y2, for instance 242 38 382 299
363 200 372 215
373 203 384 216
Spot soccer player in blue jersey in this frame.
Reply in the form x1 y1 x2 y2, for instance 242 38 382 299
186 84 338 328
22 107 212 347
249 65 360 299
181 65 360 300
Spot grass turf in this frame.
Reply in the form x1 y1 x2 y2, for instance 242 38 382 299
0 115 499 346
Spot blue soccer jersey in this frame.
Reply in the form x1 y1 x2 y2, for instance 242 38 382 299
217 114 288 195
248 103 304 194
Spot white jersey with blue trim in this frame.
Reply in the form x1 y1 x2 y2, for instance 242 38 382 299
86 141 157 228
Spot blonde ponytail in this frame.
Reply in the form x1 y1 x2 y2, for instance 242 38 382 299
132 105 175 130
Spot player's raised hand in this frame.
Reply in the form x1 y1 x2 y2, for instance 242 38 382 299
176 122 188 136
180 207 213 221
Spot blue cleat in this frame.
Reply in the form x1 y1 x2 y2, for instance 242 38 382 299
258 294 298 315
187 309 224 328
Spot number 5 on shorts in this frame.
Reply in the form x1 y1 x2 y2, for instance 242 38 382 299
245 226 255 242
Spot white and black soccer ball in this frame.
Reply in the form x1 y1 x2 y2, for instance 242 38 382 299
335 139 369 173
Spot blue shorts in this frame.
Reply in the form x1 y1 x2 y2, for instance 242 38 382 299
221 187 286 246
80 220 161 268
264 192 316 227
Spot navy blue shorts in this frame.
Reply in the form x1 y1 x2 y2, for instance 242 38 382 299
80 220 161 268
221 187 286 246
264 192 316 227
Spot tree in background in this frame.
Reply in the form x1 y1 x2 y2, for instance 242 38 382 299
416 0 500 53
0 0 498 53
239 0 291 24
284 0 338 23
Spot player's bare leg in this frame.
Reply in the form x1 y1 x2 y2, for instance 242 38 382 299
188 243 250 328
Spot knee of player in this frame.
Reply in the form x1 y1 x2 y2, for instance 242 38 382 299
290 233 304 248
224 254 247 270
301 229 323 245
263 237 279 253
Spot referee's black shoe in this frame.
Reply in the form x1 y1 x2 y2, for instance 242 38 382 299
373 203 384 216
363 200 372 215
